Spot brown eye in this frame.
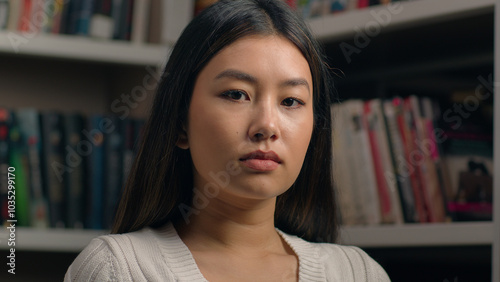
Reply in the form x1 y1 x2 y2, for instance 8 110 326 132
282 97 304 107
222 90 248 101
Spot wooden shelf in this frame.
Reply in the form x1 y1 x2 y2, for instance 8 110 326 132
308 0 495 41
0 32 170 66
339 222 494 248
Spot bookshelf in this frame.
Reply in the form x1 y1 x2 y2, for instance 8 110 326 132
0 0 498 281
308 0 499 280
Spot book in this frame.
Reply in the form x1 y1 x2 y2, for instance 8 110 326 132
365 99 404 224
85 115 105 229
7 0 22 31
344 100 381 225
393 97 426 222
50 0 66 34
18 0 33 32
102 115 122 229
331 104 360 225
16 108 49 228
382 100 417 223
6 112 31 226
40 111 66 228
406 96 446 222
131 0 149 44
0 0 8 29
75 0 95 35
63 113 86 229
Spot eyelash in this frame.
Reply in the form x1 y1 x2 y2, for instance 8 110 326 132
220 90 306 108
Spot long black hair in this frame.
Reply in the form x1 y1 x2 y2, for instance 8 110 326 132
112 0 338 243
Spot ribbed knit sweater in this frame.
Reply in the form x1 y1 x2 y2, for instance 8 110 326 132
65 223 390 281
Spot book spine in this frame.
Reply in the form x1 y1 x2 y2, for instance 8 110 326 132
16 108 49 228
40 111 66 228
0 0 8 29
102 116 122 229
383 100 417 223
363 100 393 223
7 112 31 226
394 97 426 222
131 0 149 44
86 115 104 229
63 113 86 229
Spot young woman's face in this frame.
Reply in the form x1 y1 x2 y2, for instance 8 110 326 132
182 35 314 203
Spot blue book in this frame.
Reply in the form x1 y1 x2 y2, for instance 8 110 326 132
40 111 66 228
85 115 105 229
63 113 86 229
102 115 122 229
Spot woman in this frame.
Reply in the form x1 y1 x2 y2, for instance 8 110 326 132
65 0 390 281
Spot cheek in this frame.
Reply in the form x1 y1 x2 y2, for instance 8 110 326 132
187 104 241 166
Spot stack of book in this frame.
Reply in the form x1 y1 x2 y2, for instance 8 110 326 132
331 95 493 226
0 0 191 44
0 108 145 230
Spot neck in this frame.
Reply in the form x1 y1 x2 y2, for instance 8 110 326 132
175 193 284 255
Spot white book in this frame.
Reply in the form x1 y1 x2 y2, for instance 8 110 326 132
131 0 150 44
345 100 381 225
331 104 359 226
7 0 22 31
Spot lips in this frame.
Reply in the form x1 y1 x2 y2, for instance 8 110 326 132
239 150 282 171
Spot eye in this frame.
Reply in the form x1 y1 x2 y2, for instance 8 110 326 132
282 97 305 108
221 90 248 101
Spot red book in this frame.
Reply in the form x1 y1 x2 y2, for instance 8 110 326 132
393 97 428 223
363 101 393 223
18 0 32 32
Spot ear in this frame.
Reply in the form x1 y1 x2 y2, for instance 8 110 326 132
176 126 189 149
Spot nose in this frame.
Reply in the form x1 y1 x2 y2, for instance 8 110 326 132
248 100 279 142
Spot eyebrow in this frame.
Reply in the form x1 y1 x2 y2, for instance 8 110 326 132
214 69 311 95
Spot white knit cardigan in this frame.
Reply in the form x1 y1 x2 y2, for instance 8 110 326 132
65 223 390 281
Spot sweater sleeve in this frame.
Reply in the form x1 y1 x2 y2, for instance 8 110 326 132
320 244 391 281
64 238 130 282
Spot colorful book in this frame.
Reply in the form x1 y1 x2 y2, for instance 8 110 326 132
6 112 30 226
382 100 417 223
16 108 49 228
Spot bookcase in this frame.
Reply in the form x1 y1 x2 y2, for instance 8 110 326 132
0 0 498 281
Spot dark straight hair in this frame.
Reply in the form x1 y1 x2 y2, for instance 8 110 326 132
112 0 338 243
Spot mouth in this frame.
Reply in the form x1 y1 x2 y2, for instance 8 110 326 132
239 150 282 171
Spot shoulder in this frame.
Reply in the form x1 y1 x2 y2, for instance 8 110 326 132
277 230 390 281
64 227 176 282
316 243 391 281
